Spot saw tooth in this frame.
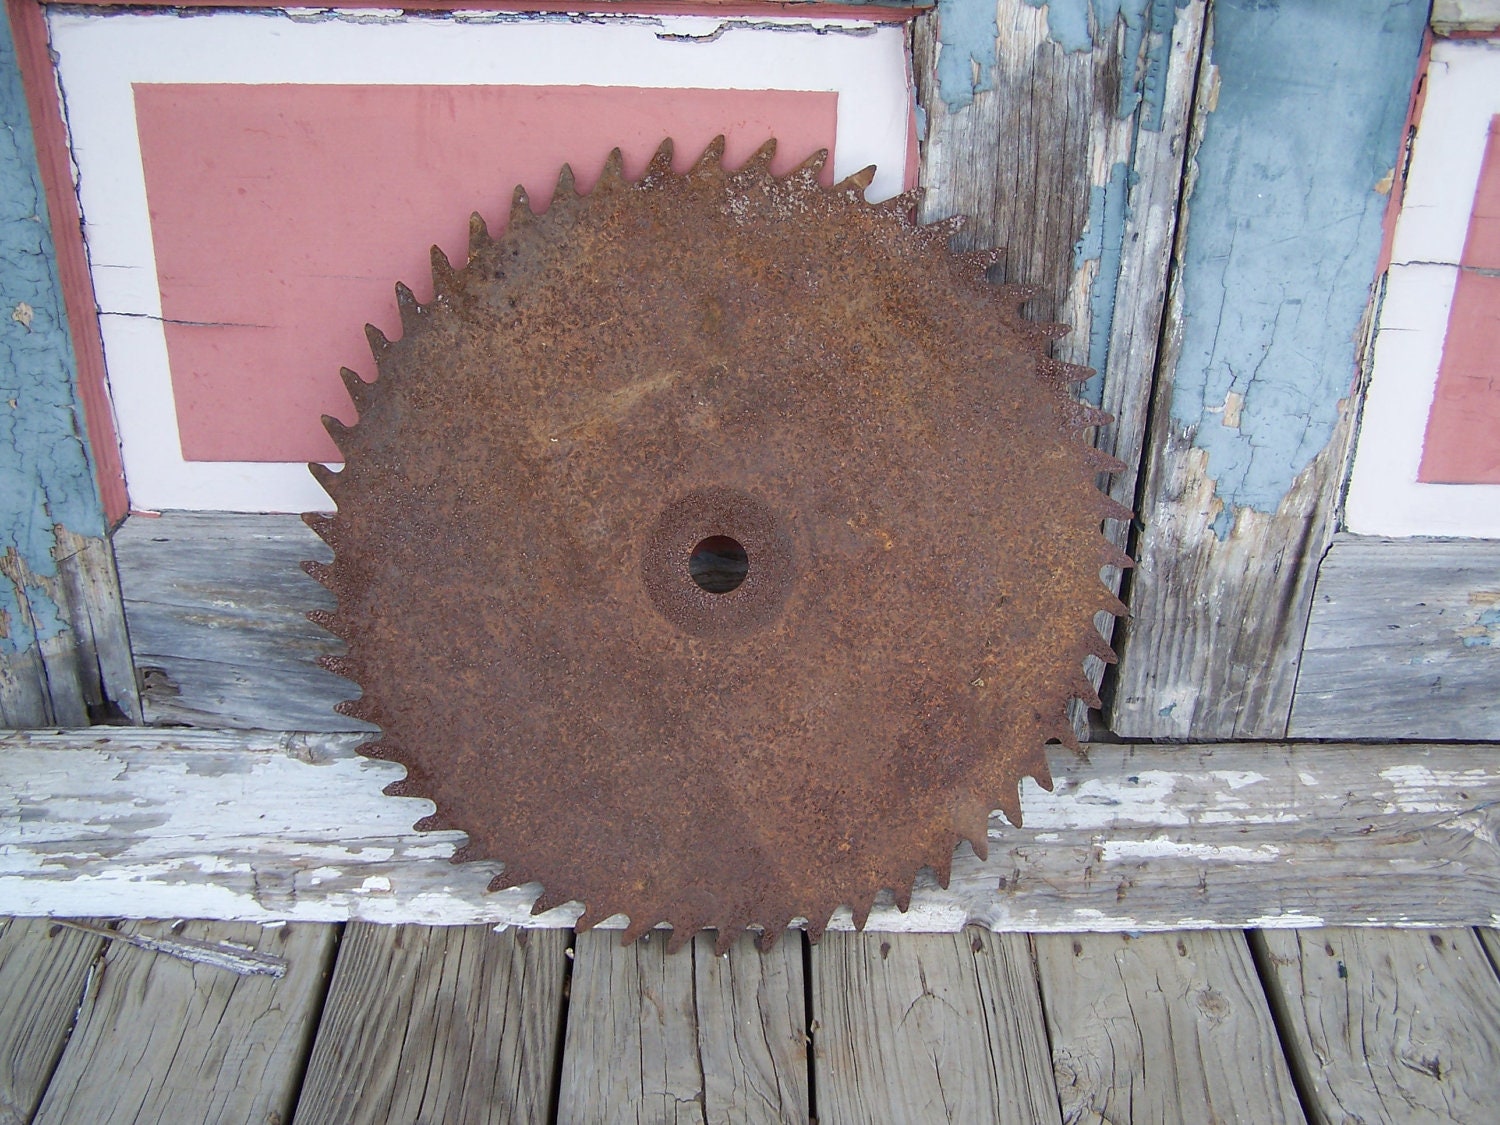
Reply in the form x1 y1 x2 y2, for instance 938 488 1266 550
318 653 354 680
339 366 371 412
620 914 657 945
530 887 573 916
1071 675 1103 710
304 608 343 637
574 903 610 931
596 147 627 191
554 162 576 198
1098 494 1133 522
786 147 828 186
413 812 449 832
643 137 675 182
306 462 342 502
509 184 534 228
1085 446 1129 473
805 916 828 944
921 213 965 241
998 283 1041 310
754 923 786 952
321 414 355 454
739 137 777 175
1100 541 1135 570
689 135 726 176
995 784 1023 831
394 281 422 334
1061 362 1095 386
834 163 877 196
849 895 874 931
1098 587 1130 617
874 187 923 219
666 924 698 955
302 511 336 544
1083 628 1119 664
468 211 491 257
364 323 392 368
301 557 336 588
430 244 457 297
892 882 913 913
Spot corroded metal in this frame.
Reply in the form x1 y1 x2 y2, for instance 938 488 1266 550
304 138 1131 952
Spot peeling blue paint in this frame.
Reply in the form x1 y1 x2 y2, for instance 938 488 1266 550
1462 608 1500 648
1023 0 1189 127
1 4 105 655
1073 161 1133 406
935 0 998 111
1169 0 1426 533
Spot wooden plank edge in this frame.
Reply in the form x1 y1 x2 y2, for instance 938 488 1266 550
4 729 1500 932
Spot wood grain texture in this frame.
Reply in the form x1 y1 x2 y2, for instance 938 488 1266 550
6 729 1500 932
31 920 335 1125
294 924 567 1125
112 512 372 731
1036 930 1304 1123
913 3 1208 733
1431 0 1500 32
1289 536 1500 740
1255 927 1500 1124
1110 1 1430 739
556 929 807 1125
811 930 1059 1123
0 917 103 1125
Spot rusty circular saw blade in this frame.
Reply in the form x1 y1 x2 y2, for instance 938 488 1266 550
304 137 1130 953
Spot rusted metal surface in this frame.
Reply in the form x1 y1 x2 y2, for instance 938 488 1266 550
304 138 1130 952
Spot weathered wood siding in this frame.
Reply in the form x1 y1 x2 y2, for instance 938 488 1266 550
5 729 1500 932
1290 536 1500 739
0 3 136 727
1111 0 1430 738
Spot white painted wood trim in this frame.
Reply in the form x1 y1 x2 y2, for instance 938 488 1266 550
47 9 912 513
1346 39 1500 537
3 730 1498 933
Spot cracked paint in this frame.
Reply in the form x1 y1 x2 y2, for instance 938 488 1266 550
1073 161 1134 405
1 4 105 655
1169 0 1426 532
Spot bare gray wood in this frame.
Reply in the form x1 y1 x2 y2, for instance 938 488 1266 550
294 924 567 1125
913 3 1208 733
0 527 139 728
0 917 103 1125
557 929 807 1124
7 729 1500 932
1255 927 1500 1124
112 511 372 731
1036 930 1304 1123
31 920 335 1125
1289 536 1500 740
811 930 1060 1123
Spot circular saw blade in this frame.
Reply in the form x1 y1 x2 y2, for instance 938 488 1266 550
304 137 1129 952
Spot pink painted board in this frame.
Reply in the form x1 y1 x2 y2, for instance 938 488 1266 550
1419 114 1500 484
133 84 841 463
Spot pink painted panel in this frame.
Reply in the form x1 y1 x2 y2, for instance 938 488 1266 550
134 85 841 463
1419 114 1500 485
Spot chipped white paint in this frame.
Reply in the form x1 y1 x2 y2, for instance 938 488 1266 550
3 731 1499 932
1298 771 1320 787
1099 840 1280 864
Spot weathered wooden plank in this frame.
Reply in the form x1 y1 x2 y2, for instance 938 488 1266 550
1289 536 1500 740
0 917 104 1125
1255 927 1500 1124
5 729 1500 932
31 920 336 1125
913 1 1207 732
556 928 807 1124
294 924 567 1125
113 512 372 731
1111 0 1430 738
812 930 1059 1123
1036 930 1304 1123
1432 0 1500 33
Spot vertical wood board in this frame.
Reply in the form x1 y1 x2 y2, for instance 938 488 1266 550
1255 927 1500 1124
0 917 103 1125
811 929 1061 1123
1112 0 1430 738
294 924 568 1125
557 929 808 1125
32 920 336 1125
1035 930 1305 1123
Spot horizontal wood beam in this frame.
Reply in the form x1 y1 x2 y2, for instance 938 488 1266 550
3 729 1498 933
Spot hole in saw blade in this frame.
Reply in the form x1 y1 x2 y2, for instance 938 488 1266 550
688 535 749 594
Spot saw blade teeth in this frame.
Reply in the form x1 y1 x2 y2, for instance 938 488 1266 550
301 557 335 588
1083 628 1119 664
430 244 457 297
874 187 923 220
317 653 354 680
468 211 491 257
920 213 965 242
666 925 697 955
833 163 877 196
931 849 954 891
805 916 828 944
848 895 874 931
754 923 786 952
995 784 1023 831
621 915 657 945
785 147 828 188
1097 494 1133 522
529 887 571 916
320 413 355 454
338 366 371 412
643 137 675 183
554 162 576 198
575 903 610 932
597 147 627 191
892 882 913 913
333 696 371 720
689 134 726 176
394 281 422 334
306 462 342 501
1071 675 1103 710
1099 541 1135 570
1084 445 1129 473
740 137 777 175
1098 587 1130 617
364 323 392 368
509 184 534 228
304 607 341 636
302 511 336 544
997 282 1040 310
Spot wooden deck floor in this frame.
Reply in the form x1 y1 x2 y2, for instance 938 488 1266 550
5 918 1500 1123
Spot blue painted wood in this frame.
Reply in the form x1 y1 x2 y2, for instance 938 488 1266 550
0 3 124 725
1170 0 1426 529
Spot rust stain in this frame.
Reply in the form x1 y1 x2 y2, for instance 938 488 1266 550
304 137 1130 953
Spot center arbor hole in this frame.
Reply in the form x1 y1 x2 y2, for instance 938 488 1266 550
689 535 749 594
